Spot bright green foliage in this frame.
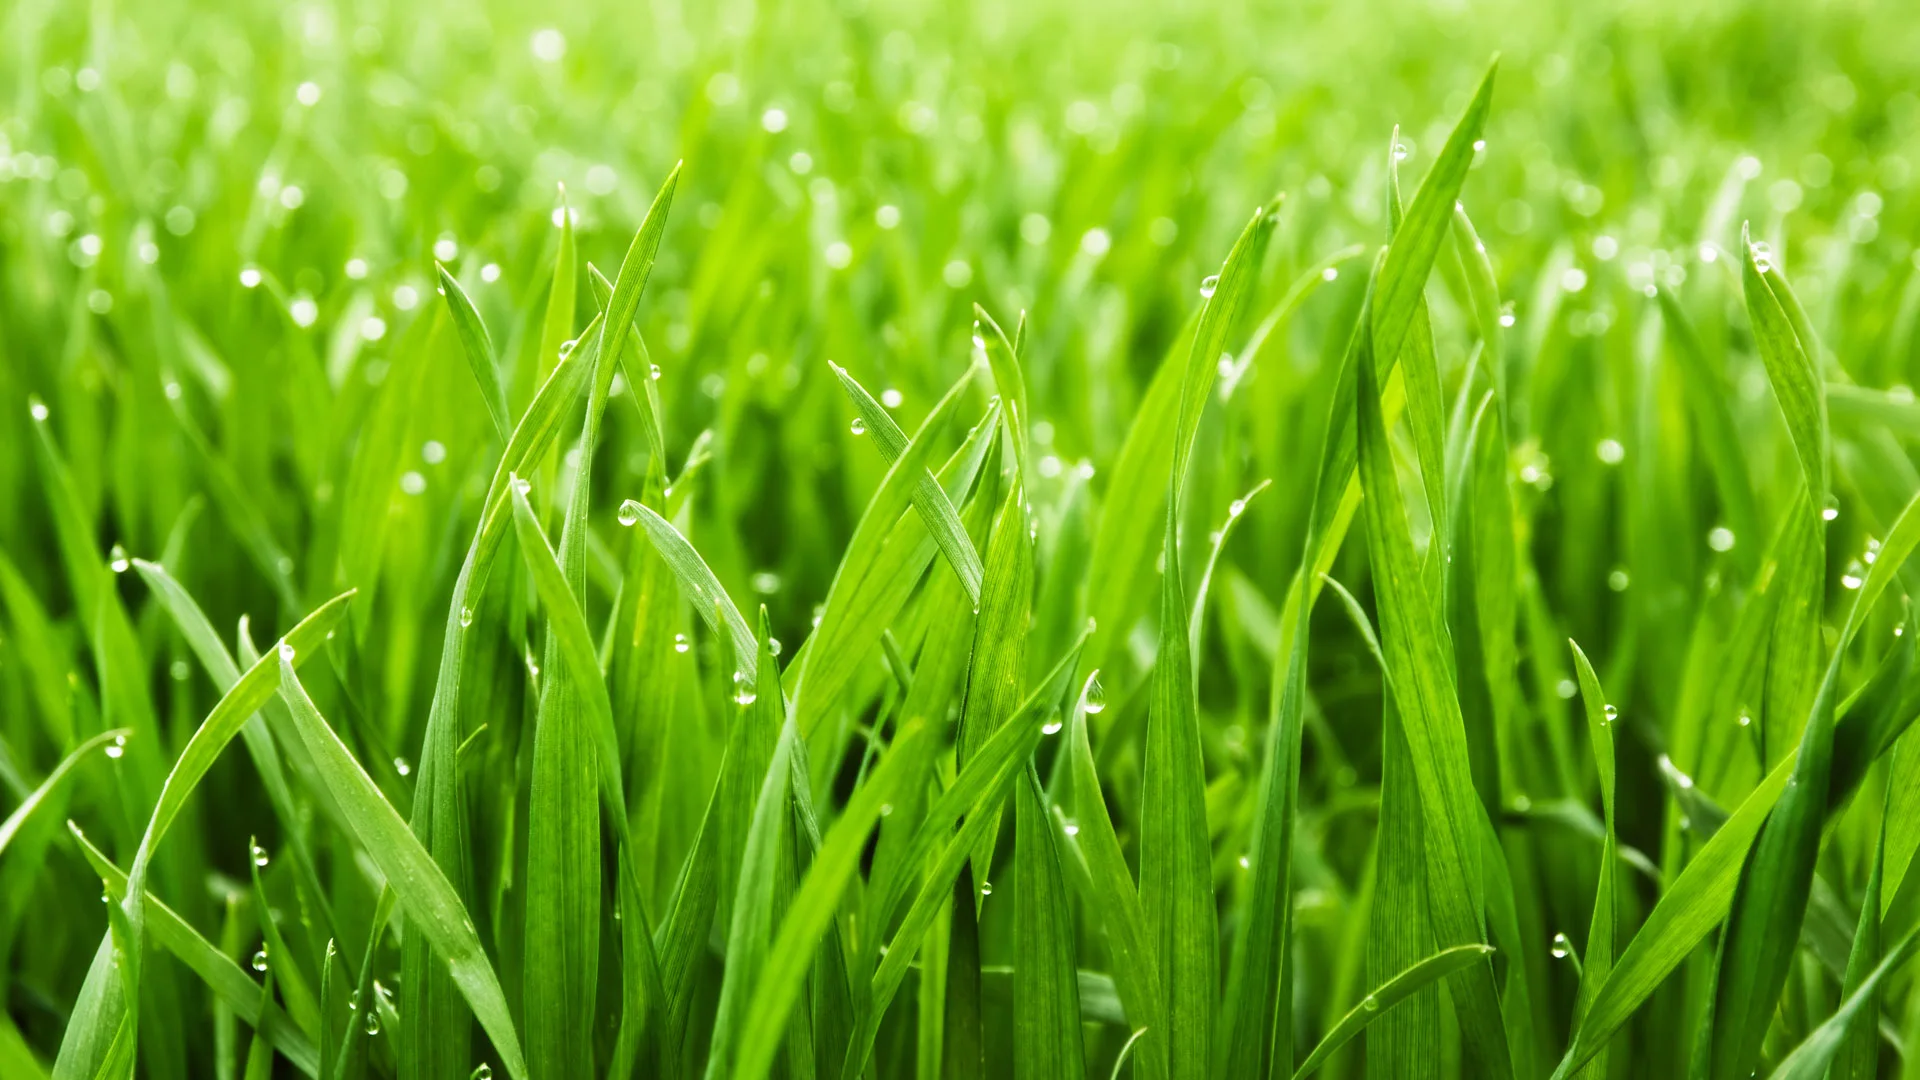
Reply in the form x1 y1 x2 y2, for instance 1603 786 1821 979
6 2 1920 1078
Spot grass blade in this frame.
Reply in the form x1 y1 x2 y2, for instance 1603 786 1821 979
1291 945 1496 1080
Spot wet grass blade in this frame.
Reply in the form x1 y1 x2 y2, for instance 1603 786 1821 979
1568 642 1617 1080
828 360 984 605
273 652 529 1080
1013 766 1085 1080
0 729 126 859
436 265 511 441
1291 945 1495 1080
1354 282 1511 1077
69 826 318 1077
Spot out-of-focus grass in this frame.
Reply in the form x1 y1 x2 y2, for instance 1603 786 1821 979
3 0 1920 1077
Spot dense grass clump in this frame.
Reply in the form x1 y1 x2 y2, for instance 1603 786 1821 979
5 0 1920 1077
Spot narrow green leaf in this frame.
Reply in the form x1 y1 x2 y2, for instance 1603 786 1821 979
1013 767 1085 1080
436 264 510 441
273 653 529 1080
1292 945 1496 1080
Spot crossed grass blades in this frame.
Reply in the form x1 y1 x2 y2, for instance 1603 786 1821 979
5 1 1920 1078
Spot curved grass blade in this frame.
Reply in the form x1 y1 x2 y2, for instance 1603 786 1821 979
973 305 1030 482
828 361 984 606
1762 925 1919 1080
734 719 933 1080
69 826 318 1078
436 264 510 442
273 653 529 1080
624 503 758 685
0 729 127 860
787 365 977 734
1291 945 1496 1080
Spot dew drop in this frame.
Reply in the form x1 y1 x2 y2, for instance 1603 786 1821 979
850 417 868 435
1550 933 1573 960
979 880 993 897
1238 855 1250 869
252 948 270 972
879 803 894 817
251 841 270 867
673 633 691 654
471 1067 494 1080
1362 995 1382 1012
1707 526 1736 552
1602 704 1618 726
29 399 50 422
364 1011 381 1035
1198 274 1220 299
348 990 360 1010
1737 708 1753 728
769 637 782 657
1228 497 1247 518
558 338 578 359
394 756 411 777
1063 822 1080 837
108 544 130 573
106 735 127 760
732 671 758 706
1042 713 1063 735
617 499 643 527
649 363 662 380
1842 560 1864 589
1083 673 1107 715
1607 568 1630 592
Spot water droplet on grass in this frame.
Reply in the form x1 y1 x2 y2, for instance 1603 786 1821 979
253 949 269 972
108 544 130 573
1199 274 1219 298
617 499 642 526
1083 674 1107 714
850 417 867 435
673 633 691 654
252 841 270 867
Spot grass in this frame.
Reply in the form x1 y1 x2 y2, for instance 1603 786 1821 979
3 0 1920 1077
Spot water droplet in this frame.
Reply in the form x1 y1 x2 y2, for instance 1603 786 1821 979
348 990 360 1011
251 841 270 867
617 499 643 527
1042 713 1063 735
1607 568 1630 592
1822 498 1840 522
649 363 662 380
364 1011 381 1035
879 803 894 817
1595 438 1625 465
279 642 296 663
558 338 578 358
979 880 993 896
471 1067 494 1080
252 949 270 972
394 756 412 777
512 476 531 496
1083 674 1107 715
1737 707 1753 728
769 637 783 657
1602 704 1618 726
673 633 691 654
108 544 130 573
732 671 758 706
1198 274 1220 299
106 735 127 760
1707 526 1736 552
29 399 50 422
850 417 867 435
1238 855 1250 869
1550 933 1573 960
1063 822 1080 837
1842 560 1864 589
1362 995 1382 1012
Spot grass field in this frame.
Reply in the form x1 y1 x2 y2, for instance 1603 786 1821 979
4 0 1920 1076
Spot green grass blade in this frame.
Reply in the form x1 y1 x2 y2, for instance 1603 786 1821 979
735 720 933 1080
1354 282 1511 1077
69 827 319 1077
0 730 125 859
1013 766 1085 1080
273 652 529 1080
1568 642 1617 1080
956 478 1034 900
828 360 984 606
1762 925 1919 1080
1291 944 1496 1080
435 265 510 442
